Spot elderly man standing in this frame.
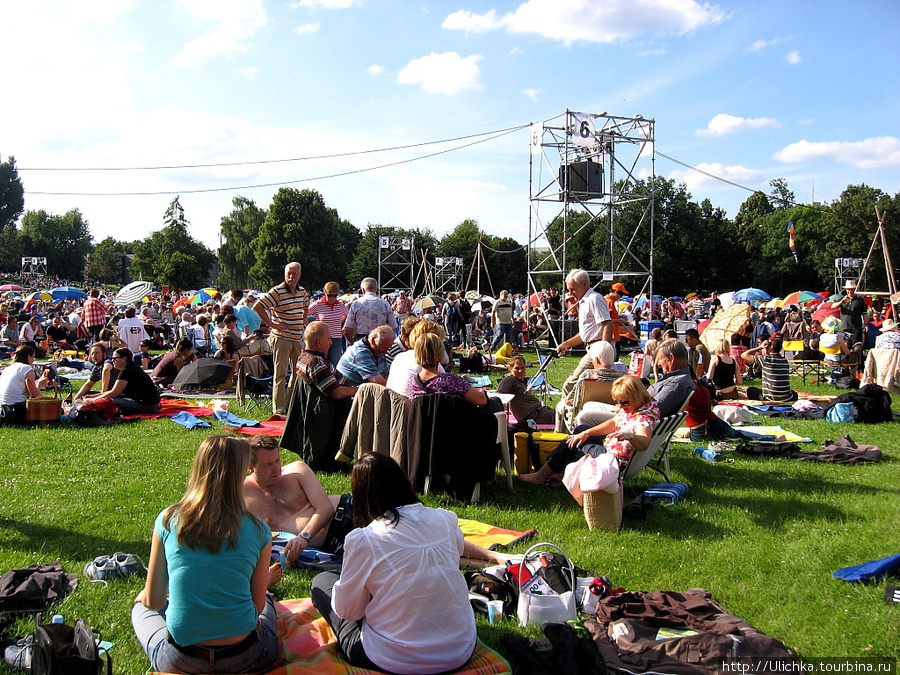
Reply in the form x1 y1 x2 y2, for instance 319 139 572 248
392 290 412 324
832 279 868 346
336 325 394 386
556 269 613 404
254 261 310 415
343 277 396 344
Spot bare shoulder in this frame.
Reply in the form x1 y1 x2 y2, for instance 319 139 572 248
282 461 311 477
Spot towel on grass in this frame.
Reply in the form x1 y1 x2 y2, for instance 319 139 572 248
170 411 211 429
153 598 511 675
226 417 285 437
673 426 813 443
123 398 214 420
214 409 260 428
458 519 535 551
833 553 900 583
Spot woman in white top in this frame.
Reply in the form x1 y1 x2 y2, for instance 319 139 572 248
0 345 53 424
310 453 476 675
385 319 448 398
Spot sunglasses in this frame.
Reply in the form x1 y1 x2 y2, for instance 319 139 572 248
615 399 631 406
325 294 338 298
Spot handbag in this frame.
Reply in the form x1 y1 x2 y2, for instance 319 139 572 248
516 542 577 627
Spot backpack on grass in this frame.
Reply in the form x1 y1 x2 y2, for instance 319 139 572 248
32 619 111 675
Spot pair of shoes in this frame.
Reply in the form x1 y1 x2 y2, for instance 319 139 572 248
83 552 145 581
709 441 732 453
4 636 33 670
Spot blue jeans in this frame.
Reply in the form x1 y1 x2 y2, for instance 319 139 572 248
131 594 278 674
326 337 346 369
492 323 513 350
688 416 778 442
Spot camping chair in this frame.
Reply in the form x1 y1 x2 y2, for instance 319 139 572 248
620 411 688 486
235 355 273 411
525 350 559 404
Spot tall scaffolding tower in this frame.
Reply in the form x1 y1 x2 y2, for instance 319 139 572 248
433 257 463 295
21 256 48 283
528 110 655 346
377 232 415 293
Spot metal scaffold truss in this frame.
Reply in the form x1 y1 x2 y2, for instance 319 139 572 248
377 233 415 293
527 110 656 345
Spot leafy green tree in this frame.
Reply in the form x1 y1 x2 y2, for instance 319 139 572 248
0 224 23 274
544 210 595 272
250 188 359 292
481 235 527 294
438 219 481 281
20 208 93 279
0 155 24 233
130 197 216 290
86 237 131 285
768 178 796 210
218 196 267 290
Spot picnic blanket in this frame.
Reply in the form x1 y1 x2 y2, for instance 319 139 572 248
154 598 511 675
458 519 535 551
226 417 286 437
122 398 215 420
673 426 813 443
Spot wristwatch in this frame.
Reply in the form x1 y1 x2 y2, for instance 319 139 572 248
299 532 311 542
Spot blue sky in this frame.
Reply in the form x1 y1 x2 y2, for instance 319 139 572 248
3 0 899 251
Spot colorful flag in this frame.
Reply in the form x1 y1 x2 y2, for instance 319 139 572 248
787 219 798 264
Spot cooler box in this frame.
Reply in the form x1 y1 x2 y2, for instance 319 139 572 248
513 431 568 474
674 320 697 343
639 320 663 346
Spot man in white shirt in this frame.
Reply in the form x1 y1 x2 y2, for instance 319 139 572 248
117 307 148 352
555 268 613 403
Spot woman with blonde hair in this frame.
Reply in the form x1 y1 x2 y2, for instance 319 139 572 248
521 375 659 486
385 319 448 398
406 333 488 406
132 435 278 674
707 338 745 400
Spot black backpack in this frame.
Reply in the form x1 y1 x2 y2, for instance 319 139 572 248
32 619 111 675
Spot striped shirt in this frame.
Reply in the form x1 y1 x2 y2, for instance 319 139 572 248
256 283 309 342
755 355 792 401
297 349 346 397
307 299 348 339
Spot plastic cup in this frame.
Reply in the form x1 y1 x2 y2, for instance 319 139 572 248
486 600 503 625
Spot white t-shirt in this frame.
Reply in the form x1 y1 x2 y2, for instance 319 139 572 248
332 503 476 674
578 287 611 343
386 350 444 398
117 317 148 352
0 362 34 406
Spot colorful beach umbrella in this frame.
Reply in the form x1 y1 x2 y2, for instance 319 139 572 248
782 290 824 306
25 291 53 303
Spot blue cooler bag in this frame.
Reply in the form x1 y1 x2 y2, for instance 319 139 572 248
643 482 688 505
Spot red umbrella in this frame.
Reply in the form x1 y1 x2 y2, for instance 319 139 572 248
812 302 841 324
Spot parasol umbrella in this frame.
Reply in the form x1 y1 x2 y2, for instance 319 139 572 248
464 290 480 300
717 291 735 309
763 298 784 309
700 303 751 351
732 287 770 304
171 357 233 391
51 286 87 301
189 288 218 305
633 294 663 309
471 300 494 312
812 302 842 324
426 293 446 305
783 290 823 306
412 297 436 313
0 284 24 292
2 290 21 297
116 280 155 306
25 291 54 303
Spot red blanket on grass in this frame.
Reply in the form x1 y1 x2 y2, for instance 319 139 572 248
122 398 215 420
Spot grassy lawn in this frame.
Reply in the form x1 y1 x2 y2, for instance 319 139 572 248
1 351 898 672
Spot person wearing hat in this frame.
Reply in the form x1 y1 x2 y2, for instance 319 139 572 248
831 280 867 346
605 282 629 360
875 318 900 350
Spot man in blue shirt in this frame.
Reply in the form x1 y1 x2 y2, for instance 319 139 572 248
336 325 394 386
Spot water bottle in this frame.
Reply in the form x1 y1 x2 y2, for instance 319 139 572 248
51 614 64 624
693 446 721 462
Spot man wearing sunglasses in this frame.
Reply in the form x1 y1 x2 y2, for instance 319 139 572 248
307 282 348 367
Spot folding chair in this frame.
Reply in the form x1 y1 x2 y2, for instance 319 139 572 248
525 350 559 404
235 355 272 412
620 411 688 486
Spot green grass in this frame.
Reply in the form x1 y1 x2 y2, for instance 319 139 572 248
1 352 899 672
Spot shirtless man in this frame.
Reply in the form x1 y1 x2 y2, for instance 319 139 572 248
242 436 347 565
242 436 510 566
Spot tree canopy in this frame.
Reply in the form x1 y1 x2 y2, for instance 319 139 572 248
20 208 93 280
0 155 24 233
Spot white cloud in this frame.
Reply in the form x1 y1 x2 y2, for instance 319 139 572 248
238 66 259 79
774 137 900 169
442 0 727 44
442 9 500 34
638 48 666 56
291 0 360 7
785 50 802 64
670 163 766 191
798 119 814 126
294 22 320 34
695 113 781 137
397 52 483 95
746 36 789 52
170 0 267 67
368 64 384 75
522 88 541 102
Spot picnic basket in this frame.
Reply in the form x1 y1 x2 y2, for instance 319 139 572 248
583 482 623 531
26 395 62 426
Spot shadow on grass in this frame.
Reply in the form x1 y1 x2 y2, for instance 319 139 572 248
0 518 148 562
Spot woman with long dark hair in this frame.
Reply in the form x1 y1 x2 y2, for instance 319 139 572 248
310 453 476 674
132 436 278 674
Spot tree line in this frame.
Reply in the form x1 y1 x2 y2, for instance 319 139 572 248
1 154 898 297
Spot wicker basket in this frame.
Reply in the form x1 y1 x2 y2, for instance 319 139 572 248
26 395 62 427
583 483 623 531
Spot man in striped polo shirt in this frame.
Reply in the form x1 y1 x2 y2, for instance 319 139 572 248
741 337 796 402
254 261 310 415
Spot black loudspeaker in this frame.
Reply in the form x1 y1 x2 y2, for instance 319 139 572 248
559 160 603 201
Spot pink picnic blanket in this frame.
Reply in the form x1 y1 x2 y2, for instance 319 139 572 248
155 598 511 675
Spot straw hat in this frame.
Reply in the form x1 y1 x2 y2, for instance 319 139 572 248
844 279 857 290
880 319 899 333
